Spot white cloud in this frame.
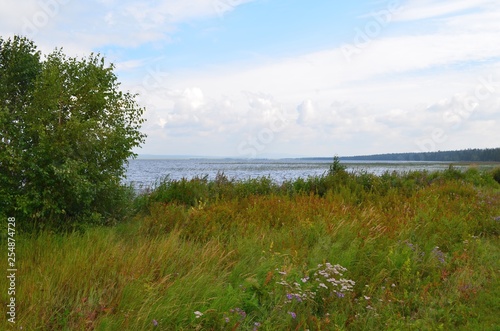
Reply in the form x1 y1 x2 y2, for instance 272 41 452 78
296 99 317 125
1 0 256 56
3 0 499 156
395 0 495 21
136 30 500 155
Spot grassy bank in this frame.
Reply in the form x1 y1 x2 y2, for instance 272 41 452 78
2 166 500 330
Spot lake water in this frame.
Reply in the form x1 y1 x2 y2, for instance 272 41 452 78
123 158 478 190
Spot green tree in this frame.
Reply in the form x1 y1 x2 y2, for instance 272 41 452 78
0 36 146 230
328 155 346 176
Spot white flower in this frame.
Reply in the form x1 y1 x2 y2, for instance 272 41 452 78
194 311 203 318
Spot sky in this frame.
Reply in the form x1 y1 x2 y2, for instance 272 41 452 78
1 0 500 158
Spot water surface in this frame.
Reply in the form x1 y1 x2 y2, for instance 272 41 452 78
123 158 486 190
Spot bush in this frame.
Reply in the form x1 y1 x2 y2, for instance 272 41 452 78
491 167 500 184
144 176 210 207
0 36 145 231
328 155 347 176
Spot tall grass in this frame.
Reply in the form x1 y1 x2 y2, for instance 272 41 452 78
1 166 499 330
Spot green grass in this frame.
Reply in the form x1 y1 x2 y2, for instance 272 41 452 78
1 166 499 330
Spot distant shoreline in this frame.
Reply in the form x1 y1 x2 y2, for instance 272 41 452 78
134 147 500 163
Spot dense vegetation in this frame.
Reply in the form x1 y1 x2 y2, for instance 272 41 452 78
2 165 499 330
336 148 500 162
0 36 145 230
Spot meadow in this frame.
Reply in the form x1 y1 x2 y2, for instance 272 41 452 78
2 165 500 330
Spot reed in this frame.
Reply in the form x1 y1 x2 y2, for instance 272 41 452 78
2 167 499 330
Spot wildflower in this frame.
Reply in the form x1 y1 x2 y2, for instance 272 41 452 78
194 311 203 318
301 277 309 283
326 277 337 284
286 293 303 302
288 311 297 319
319 283 328 289
234 308 246 318
432 246 446 264
253 322 261 330
336 291 345 298
152 319 158 327
276 268 287 275
364 296 370 300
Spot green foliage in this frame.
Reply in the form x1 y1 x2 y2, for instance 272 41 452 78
134 164 499 217
491 167 500 184
343 147 500 162
328 155 347 176
440 164 465 181
4 168 499 330
0 36 146 230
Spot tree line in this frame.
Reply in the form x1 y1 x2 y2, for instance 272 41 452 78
339 148 500 162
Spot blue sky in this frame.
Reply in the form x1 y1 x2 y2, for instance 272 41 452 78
2 0 499 157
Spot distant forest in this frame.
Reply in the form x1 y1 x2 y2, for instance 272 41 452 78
337 148 500 162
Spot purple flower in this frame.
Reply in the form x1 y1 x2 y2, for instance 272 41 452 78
336 291 345 298
233 308 246 319
152 319 158 327
288 311 297 319
432 246 446 264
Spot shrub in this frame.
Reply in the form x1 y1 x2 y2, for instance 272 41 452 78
0 36 145 231
491 167 500 184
